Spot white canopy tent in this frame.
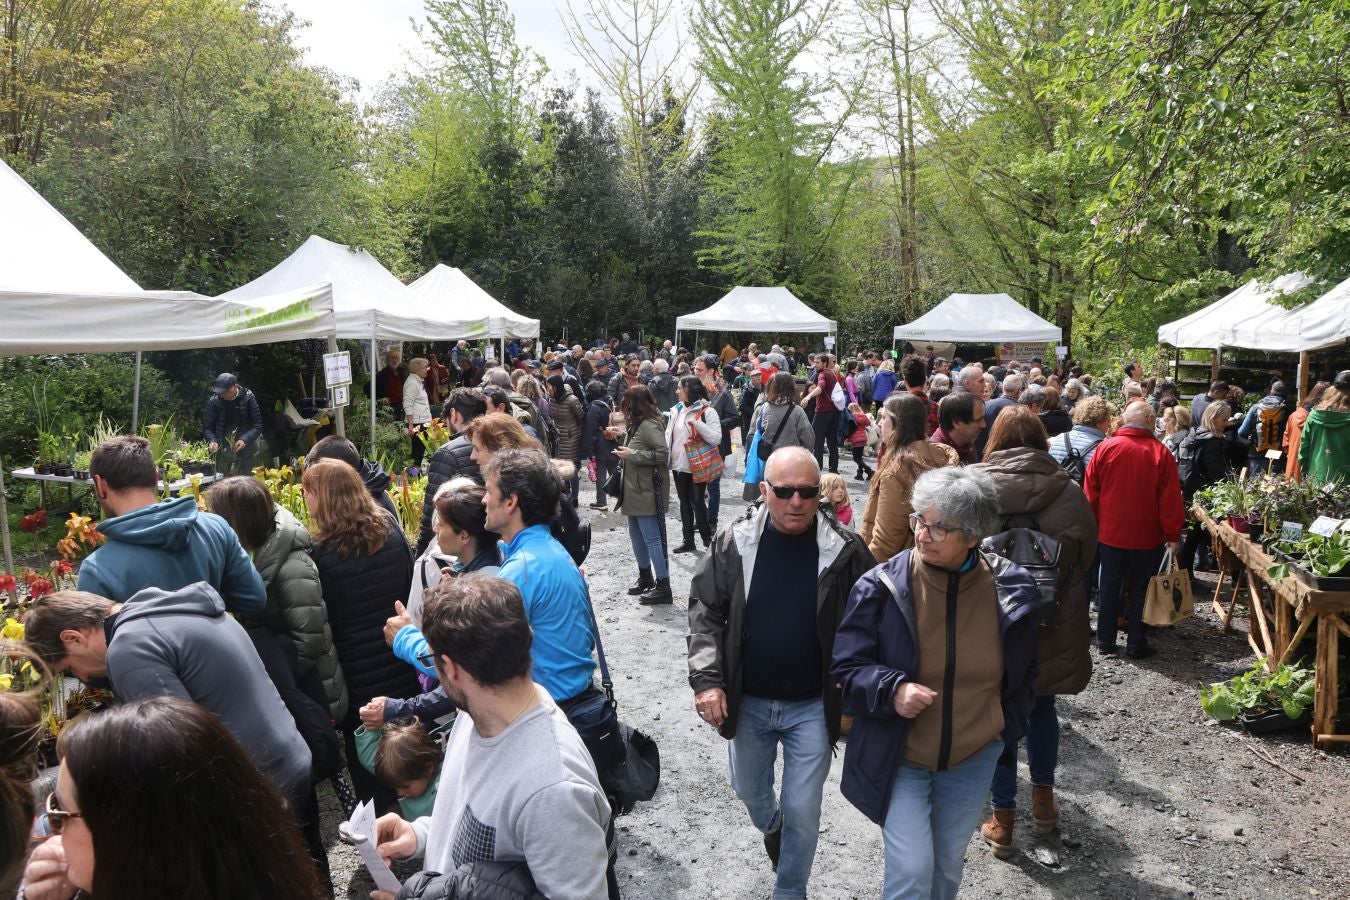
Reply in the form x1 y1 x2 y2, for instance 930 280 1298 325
409 264 538 363
222 236 491 452
675 286 836 349
1157 272 1314 349
894 293 1060 344
1219 273 1350 353
1 159 338 572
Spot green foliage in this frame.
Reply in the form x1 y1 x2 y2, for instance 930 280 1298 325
1200 658 1315 723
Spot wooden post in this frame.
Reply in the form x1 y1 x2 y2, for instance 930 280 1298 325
1297 351 1309 403
1211 349 1220 384
1313 614 1340 749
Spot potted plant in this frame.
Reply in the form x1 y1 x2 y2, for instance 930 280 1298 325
1200 658 1316 733
72 450 92 481
1268 530 1350 591
34 431 62 475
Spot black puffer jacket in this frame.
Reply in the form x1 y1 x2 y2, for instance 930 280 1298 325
708 387 739 457
359 458 400 522
397 863 544 900
310 521 419 729
417 434 481 555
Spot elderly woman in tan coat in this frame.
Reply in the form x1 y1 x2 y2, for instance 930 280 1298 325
860 393 960 561
972 405 1097 859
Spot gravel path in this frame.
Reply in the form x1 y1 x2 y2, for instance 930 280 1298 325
332 458 1350 899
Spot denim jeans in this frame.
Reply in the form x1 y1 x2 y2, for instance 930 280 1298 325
990 695 1058 810
882 740 1003 900
1095 543 1164 650
707 471 721 526
728 696 831 900
627 515 668 579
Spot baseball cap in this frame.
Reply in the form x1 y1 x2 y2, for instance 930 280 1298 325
545 359 564 371
211 373 238 395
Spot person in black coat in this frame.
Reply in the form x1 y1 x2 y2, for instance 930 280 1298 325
302 459 418 811
581 380 618 510
417 388 488 554
1178 400 1246 574
203 373 264 474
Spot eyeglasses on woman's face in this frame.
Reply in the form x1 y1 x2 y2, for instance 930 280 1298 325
46 791 83 835
909 513 959 543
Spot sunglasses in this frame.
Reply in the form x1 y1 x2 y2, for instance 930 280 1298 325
764 481 820 500
46 791 83 835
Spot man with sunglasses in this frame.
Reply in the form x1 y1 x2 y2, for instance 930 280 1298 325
688 446 874 898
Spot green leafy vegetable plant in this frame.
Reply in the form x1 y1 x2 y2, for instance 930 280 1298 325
1200 658 1315 723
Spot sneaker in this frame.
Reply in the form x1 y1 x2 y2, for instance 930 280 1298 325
763 825 781 872
1092 641 1118 655
1125 645 1157 660
588 502 608 511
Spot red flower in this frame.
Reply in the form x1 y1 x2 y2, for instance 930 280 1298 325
0 575 15 594
49 560 73 576
27 578 52 600
19 510 47 533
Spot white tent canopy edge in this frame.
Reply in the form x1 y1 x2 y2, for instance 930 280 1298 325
894 293 1061 345
674 286 837 351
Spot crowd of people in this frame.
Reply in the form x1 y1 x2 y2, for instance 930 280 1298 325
2 328 1348 900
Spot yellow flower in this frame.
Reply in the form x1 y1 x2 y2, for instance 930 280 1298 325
0 674 12 691
1 618 24 641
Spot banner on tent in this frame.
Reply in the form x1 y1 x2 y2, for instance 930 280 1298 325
999 341 1052 363
225 296 316 332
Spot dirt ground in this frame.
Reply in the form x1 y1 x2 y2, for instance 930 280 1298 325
331 458 1350 900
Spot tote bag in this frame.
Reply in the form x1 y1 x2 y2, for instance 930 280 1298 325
1143 548 1194 627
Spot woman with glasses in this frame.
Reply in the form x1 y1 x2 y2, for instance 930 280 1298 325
860 393 960 563
302 459 418 810
833 466 1042 900
971 405 1097 859
25 696 326 900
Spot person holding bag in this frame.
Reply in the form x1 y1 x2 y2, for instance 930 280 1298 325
743 372 814 501
615 386 673 604
667 376 722 553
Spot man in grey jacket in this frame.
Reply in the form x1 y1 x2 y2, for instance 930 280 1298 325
688 447 874 899
26 582 311 797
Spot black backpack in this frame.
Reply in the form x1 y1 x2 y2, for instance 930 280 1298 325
982 513 1070 628
1175 431 1208 493
551 498 591 567
1058 432 1101 484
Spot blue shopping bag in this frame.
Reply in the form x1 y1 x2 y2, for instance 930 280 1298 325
743 427 765 484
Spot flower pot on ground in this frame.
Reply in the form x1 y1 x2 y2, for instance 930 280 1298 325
1239 706 1312 734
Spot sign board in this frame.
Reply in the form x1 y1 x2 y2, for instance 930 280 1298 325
1055 345 1068 359
823 335 835 349
998 342 1051 364
1309 516 1343 537
484 344 497 363
323 351 352 388
330 385 350 407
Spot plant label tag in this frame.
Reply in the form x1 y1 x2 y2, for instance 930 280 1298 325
330 385 349 407
1309 516 1343 537
1264 449 1283 460
1280 521 1304 542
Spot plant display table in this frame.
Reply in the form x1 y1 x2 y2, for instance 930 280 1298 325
10 466 219 492
1195 505 1350 749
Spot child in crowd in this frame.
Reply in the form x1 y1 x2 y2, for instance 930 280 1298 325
820 472 853 528
846 402 875 479
354 719 444 820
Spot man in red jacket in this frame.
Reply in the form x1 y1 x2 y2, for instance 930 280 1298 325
1083 400 1183 659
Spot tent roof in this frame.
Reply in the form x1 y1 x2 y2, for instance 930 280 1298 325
894 293 1060 343
222 236 487 341
408 264 538 339
1157 273 1313 350
1221 273 1350 353
675 287 836 334
1 157 140 292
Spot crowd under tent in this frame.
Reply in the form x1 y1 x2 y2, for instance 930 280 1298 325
675 286 837 350
408 264 539 363
893 293 1061 348
222 235 490 453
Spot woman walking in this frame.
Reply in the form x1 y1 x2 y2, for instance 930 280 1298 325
833 466 1041 899
667 375 721 552
860 393 960 562
403 357 433 469
614 385 672 603
973 406 1097 858
743 371 814 501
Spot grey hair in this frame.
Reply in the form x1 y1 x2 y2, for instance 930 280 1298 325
1064 378 1083 398
764 446 819 483
1019 384 1046 408
958 367 984 392
910 467 1001 541
653 358 669 373
1002 373 1025 393
483 368 512 389
930 373 951 390
639 360 653 375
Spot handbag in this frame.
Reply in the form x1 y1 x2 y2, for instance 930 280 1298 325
575 584 661 815
685 407 725 484
755 406 793 463
743 427 766 484
830 378 847 411
603 461 624 502
1144 548 1194 626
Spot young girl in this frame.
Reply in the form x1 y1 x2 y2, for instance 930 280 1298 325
820 471 854 528
846 402 875 479
355 718 444 820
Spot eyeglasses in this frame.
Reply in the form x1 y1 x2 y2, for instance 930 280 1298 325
46 791 83 835
909 513 960 542
764 481 820 500
417 651 437 670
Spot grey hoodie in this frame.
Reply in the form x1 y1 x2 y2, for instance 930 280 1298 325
105 582 311 795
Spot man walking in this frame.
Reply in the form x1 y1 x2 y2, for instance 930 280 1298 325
688 447 874 899
800 354 843 474
1083 400 1184 658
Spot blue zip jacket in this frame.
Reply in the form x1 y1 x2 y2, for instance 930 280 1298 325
831 549 1041 824
77 496 265 613
871 369 897 405
394 525 595 701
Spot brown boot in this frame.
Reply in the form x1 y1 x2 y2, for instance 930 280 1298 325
1031 784 1060 832
980 810 1015 860
840 714 853 737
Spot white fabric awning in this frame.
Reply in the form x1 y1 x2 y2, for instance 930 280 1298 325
676 286 836 334
222 235 488 341
894 293 1060 343
1157 273 1314 350
1218 273 1348 353
408 264 538 339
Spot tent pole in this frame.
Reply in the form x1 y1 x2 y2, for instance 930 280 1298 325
329 334 345 438
1297 351 1309 403
1 461 12 574
1210 349 1220 384
370 326 378 459
131 351 142 433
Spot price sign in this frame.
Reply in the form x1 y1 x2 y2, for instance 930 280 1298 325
484 345 497 363
1264 449 1283 461
1055 345 1068 359
323 351 352 388
824 336 835 349
1309 516 1343 537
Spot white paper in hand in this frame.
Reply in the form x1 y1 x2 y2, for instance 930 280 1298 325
340 799 403 893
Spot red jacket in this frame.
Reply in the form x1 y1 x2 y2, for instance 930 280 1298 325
1083 425 1184 548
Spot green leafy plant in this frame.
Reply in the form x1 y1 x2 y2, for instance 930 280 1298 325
1200 658 1315 722
141 417 178 468
1195 478 1257 520
1268 530 1350 580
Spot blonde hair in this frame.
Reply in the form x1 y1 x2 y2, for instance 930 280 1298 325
407 357 429 375
1161 405 1191 436
301 459 390 558
820 471 850 508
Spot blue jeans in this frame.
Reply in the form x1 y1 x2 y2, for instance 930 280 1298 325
728 696 831 900
1095 543 1164 650
882 740 1004 900
990 695 1058 810
626 515 668 579
707 474 721 527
